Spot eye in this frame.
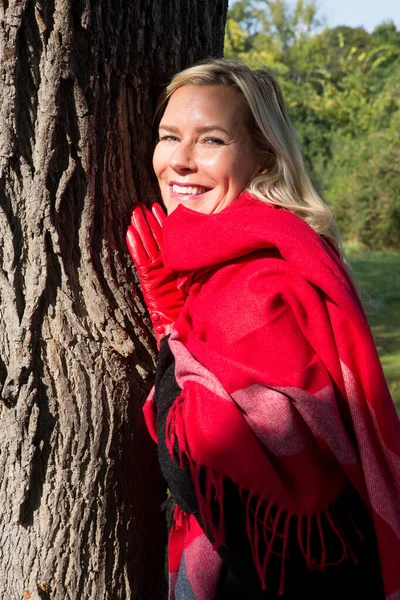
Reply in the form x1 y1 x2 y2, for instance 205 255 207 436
158 135 179 144
202 137 224 146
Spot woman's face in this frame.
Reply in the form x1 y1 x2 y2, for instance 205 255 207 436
153 85 261 215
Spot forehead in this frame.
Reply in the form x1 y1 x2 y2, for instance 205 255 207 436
160 85 248 129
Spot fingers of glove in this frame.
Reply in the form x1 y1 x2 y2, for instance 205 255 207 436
130 204 160 261
151 203 167 229
149 203 166 248
143 207 164 252
126 225 150 266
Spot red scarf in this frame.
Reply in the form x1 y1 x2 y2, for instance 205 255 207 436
144 192 400 599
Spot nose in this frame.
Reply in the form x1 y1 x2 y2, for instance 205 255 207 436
169 141 197 174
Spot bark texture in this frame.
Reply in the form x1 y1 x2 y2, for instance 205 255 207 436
0 1 228 598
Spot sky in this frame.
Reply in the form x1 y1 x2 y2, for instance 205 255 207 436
316 0 400 32
229 1 400 33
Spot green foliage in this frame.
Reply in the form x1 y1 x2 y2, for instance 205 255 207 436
224 1 400 249
324 124 400 250
348 250 400 409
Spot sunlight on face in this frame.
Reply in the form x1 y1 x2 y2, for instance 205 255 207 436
153 85 261 215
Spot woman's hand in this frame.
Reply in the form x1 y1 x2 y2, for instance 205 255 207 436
126 202 185 346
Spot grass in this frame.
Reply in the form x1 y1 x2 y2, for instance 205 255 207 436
346 249 400 411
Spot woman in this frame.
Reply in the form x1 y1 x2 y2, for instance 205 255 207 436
126 59 400 599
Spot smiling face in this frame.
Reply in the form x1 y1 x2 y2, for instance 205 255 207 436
153 85 262 215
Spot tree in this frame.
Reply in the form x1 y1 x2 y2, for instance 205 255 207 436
225 1 400 247
225 0 322 68
0 1 228 598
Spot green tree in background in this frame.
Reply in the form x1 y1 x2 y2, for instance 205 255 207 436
225 0 400 249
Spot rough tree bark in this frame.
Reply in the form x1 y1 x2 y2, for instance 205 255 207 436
0 1 228 598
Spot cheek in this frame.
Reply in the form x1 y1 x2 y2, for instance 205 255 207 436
199 147 242 176
231 149 260 186
152 146 165 179
222 150 254 186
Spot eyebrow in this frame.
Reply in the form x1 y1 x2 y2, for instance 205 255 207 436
158 124 230 136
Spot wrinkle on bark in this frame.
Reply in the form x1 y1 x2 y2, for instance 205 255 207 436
0 0 228 598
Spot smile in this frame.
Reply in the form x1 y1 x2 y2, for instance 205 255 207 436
171 184 209 196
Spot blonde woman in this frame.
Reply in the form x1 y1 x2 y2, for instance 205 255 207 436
126 60 400 599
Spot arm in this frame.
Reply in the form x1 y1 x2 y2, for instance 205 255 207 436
126 202 186 346
153 334 378 599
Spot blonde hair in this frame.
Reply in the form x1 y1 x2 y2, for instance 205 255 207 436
154 59 344 255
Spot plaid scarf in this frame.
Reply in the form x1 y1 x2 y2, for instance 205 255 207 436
144 192 400 599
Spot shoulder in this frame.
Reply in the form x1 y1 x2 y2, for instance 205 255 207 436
179 249 333 392
188 246 323 342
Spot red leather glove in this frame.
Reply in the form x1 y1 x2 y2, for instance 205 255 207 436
126 202 185 346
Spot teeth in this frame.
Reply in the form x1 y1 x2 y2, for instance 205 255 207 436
172 185 208 195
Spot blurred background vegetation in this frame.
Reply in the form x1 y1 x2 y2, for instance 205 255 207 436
224 0 400 406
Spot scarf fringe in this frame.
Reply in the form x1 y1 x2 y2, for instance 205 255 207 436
166 396 362 595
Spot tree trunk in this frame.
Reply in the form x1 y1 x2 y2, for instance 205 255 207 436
0 1 228 598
